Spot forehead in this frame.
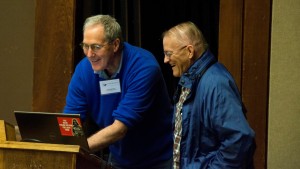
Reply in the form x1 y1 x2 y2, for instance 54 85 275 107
83 24 105 42
163 36 180 50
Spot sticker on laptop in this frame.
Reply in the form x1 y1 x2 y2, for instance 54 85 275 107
57 117 84 137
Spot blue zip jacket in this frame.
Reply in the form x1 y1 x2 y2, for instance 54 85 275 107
175 50 255 169
64 42 173 168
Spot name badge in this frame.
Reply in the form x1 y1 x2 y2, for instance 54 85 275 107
100 79 121 95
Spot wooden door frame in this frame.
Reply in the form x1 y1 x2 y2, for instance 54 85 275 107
32 0 75 112
219 0 271 168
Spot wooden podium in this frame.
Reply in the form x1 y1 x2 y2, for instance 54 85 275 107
0 120 111 169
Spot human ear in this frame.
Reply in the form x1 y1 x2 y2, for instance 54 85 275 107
187 45 194 59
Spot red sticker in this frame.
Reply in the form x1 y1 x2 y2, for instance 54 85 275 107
57 117 83 136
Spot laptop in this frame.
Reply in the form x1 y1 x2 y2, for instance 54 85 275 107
14 111 90 152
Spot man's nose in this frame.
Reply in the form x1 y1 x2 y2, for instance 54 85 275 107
85 48 94 57
164 56 169 63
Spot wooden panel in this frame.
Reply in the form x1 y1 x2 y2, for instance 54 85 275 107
1 141 81 152
218 0 244 89
0 148 76 169
242 0 271 168
33 0 75 112
0 120 16 142
0 141 79 169
0 141 106 169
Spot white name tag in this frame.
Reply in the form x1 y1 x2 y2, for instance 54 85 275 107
100 79 121 95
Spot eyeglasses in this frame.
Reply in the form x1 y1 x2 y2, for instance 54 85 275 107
163 45 187 58
79 43 109 53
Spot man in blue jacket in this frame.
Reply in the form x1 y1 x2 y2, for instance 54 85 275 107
162 21 256 169
64 14 173 169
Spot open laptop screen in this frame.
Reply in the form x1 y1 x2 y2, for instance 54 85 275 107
14 111 89 151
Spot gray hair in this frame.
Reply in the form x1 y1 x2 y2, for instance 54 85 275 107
83 14 123 43
162 21 208 51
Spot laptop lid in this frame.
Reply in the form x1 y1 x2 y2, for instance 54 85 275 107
14 111 89 151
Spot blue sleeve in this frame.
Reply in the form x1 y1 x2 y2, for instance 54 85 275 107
207 76 255 168
63 59 92 120
113 63 164 128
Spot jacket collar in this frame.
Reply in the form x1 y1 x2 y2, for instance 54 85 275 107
178 49 217 89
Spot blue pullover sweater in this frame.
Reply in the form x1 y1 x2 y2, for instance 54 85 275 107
64 42 173 168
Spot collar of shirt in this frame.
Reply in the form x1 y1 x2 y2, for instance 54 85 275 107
94 51 123 79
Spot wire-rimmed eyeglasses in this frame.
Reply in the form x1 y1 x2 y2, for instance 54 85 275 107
163 45 187 58
79 43 109 53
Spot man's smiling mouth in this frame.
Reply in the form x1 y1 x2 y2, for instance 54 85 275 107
91 58 101 63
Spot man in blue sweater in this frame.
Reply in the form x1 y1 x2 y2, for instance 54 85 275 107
64 14 173 169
